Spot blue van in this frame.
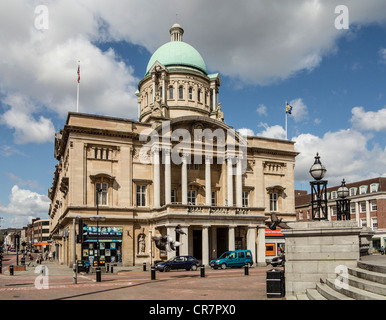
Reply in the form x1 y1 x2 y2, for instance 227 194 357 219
210 249 253 269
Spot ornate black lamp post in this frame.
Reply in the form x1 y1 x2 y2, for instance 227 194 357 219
336 179 350 220
90 188 105 282
309 153 328 220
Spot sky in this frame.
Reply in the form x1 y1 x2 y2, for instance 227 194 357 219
0 0 386 228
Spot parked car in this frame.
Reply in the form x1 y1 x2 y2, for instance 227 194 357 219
270 255 285 267
155 255 200 272
210 250 253 269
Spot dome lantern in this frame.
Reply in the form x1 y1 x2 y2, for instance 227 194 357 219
170 23 184 42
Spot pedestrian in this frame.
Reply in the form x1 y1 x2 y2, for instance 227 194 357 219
48 251 53 262
380 246 385 255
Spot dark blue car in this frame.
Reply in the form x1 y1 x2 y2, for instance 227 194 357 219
156 255 200 272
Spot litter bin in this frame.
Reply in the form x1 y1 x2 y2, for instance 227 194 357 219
77 260 85 273
266 268 285 298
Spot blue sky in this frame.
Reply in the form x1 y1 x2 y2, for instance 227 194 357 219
0 0 386 228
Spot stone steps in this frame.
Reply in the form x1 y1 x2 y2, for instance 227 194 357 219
289 260 386 300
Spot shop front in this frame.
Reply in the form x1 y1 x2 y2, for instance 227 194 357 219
82 226 123 266
265 228 285 262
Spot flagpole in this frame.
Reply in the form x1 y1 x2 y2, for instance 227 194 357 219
285 100 288 140
76 61 80 112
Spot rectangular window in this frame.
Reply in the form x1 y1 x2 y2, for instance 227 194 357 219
370 183 379 193
169 86 174 99
360 202 366 213
211 191 217 206
349 187 357 196
179 86 183 99
350 203 356 214
331 191 337 200
371 200 377 211
96 183 108 205
242 191 249 207
136 185 147 207
171 189 177 203
331 206 337 216
361 219 367 227
270 193 278 211
371 217 378 230
360 185 367 194
187 190 197 205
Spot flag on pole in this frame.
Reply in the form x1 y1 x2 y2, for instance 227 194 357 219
286 103 293 115
77 63 80 83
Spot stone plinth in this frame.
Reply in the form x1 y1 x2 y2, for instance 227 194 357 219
283 220 362 296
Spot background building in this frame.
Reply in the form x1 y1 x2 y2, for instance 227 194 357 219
295 177 386 251
48 24 298 268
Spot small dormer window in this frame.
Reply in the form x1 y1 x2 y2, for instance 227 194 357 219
370 183 379 193
349 187 357 196
359 185 367 195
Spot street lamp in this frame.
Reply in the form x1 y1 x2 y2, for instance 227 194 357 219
90 188 106 282
309 153 328 220
336 179 350 220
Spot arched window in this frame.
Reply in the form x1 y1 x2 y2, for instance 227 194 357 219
197 89 201 102
188 87 193 100
179 86 184 99
169 86 174 99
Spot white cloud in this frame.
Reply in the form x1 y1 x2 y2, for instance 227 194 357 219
256 104 268 116
289 98 308 123
351 106 386 132
238 128 255 137
0 185 51 228
292 129 386 186
257 122 286 140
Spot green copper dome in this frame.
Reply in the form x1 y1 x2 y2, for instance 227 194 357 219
145 41 207 75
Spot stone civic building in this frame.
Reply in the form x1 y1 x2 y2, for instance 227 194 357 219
48 24 298 267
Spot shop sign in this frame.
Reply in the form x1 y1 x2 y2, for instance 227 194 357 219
84 226 123 236
265 228 283 237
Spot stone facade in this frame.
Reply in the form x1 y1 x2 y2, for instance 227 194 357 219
48 24 298 268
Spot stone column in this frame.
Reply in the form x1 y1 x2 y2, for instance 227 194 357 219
164 148 171 205
205 155 212 206
212 88 216 111
247 225 257 265
256 225 266 267
202 226 209 266
179 226 189 256
153 146 160 208
228 226 235 251
236 156 243 207
366 200 371 227
355 201 360 226
166 226 176 260
181 153 188 205
227 156 233 206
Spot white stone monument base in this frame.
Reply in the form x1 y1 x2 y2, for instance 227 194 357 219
282 220 362 297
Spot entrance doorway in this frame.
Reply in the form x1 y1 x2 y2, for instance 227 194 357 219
216 228 228 257
193 230 202 260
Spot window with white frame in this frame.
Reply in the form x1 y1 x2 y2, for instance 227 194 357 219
171 189 177 203
242 191 249 207
270 193 278 211
349 187 357 196
350 203 356 214
331 191 337 200
359 185 367 195
371 217 378 230
299 210 303 220
211 191 217 206
360 202 366 213
371 200 377 211
188 190 197 205
95 182 108 205
361 219 367 227
136 185 147 207
370 183 379 193
331 206 337 216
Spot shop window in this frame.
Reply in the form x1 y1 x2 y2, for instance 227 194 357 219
95 183 108 205
136 185 147 207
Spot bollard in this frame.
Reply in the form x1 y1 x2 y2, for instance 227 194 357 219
9 265 14 276
244 264 249 276
106 264 109 272
111 265 113 273
151 266 156 280
143 262 146 271
200 265 205 277
96 267 101 282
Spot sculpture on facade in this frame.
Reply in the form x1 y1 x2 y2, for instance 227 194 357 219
268 212 291 230
138 233 146 254
152 235 182 252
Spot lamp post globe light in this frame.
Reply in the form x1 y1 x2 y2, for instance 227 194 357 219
336 179 351 220
309 153 328 220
